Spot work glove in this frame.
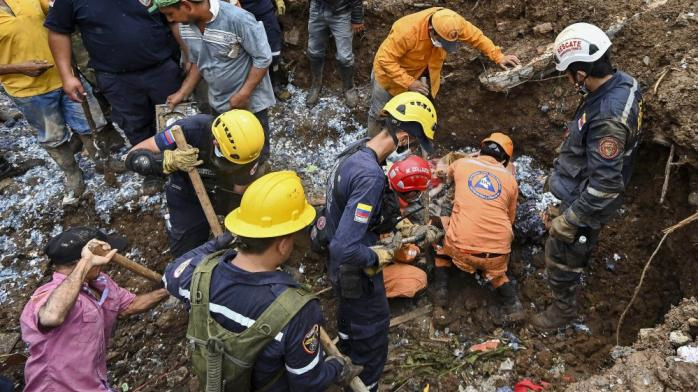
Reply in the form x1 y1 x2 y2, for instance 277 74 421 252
328 355 364 386
395 218 415 236
275 0 285 15
364 245 395 276
549 214 577 244
162 147 203 174
403 224 444 248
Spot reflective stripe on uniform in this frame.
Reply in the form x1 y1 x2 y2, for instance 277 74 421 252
621 78 638 126
337 331 349 340
179 288 284 342
284 351 321 375
586 186 619 199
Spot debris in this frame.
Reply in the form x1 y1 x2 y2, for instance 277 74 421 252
540 105 549 113
643 56 650 66
496 387 513 392
283 25 301 46
610 345 635 359
390 305 433 328
532 22 554 35
659 143 675 204
669 330 692 347
469 339 501 353
513 379 550 392
499 357 515 372
0 332 19 354
689 317 698 338
676 346 698 363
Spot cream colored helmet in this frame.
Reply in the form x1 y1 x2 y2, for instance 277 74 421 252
554 23 611 72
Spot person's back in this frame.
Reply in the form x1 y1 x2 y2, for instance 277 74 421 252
446 155 518 255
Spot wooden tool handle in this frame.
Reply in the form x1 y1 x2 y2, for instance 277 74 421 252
319 328 369 392
169 126 224 236
88 243 163 283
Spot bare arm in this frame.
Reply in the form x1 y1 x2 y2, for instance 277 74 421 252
119 288 169 317
37 241 117 329
48 30 85 102
167 63 202 109
0 61 52 76
229 66 267 109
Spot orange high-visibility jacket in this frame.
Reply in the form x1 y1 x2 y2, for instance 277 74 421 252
372 7 504 97
445 155 518 255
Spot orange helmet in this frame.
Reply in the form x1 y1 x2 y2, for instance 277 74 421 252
481 132 514 159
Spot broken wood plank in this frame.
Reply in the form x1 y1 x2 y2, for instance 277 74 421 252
390 305 433 328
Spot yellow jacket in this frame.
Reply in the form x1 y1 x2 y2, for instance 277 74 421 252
373 8 504 97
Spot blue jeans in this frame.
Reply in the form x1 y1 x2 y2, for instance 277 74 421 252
11 81 106 148
307 0 354 66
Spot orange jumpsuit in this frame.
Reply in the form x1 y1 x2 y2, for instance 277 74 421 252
437 155 518 287
372 7 504 97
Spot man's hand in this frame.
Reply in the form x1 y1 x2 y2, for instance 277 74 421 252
14 60 53 77
82 239 117 268
408 79 429 96
549 215 577 244
351 23 364 33
166 90 186 110
63 74 86 103
329 355 364 385
229 91 251 110
162 147 203 174
275 0 285 15
497 54 521 70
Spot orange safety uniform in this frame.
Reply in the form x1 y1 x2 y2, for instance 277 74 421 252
436 155 518 287
383 244 427 298
372 7 504 97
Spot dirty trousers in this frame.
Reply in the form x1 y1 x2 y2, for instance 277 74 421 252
436 243 510 288
307 1 354 66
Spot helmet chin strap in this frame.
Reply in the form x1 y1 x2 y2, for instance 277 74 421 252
575 63 594 95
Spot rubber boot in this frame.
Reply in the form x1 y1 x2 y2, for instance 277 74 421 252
530 281 579 331
496 281 525 323
339 64 358 108
78 134 125 175
432 266 451 329
306 57 324 107
271 60 291 101
45 142 85 206
366 116 382 138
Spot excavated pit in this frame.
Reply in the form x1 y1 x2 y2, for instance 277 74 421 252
2 0 698 390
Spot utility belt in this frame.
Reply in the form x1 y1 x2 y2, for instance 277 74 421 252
337 264 374 299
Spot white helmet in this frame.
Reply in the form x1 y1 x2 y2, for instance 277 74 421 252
554 23 611 72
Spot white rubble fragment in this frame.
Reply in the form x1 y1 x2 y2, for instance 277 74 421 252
669 330 692 347
676 345 698 363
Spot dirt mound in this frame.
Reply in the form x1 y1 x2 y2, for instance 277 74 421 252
566 297 698 391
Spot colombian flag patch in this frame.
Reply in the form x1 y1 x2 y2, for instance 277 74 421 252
354 203 373 223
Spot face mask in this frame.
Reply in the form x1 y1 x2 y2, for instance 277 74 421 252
431 35 443 48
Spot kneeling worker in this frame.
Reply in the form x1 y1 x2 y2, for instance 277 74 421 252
126 110 266 257
163 171 363 391
433 133 523 326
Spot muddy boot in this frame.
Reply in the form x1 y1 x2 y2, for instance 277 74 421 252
432 266 451 329
78 134 125 175
496 281 525 323
271 61 291 101
339 64 358 108
45 142 85 206
530 282 578 332
306 57 324 107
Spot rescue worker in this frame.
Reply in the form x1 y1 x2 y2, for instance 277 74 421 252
125 110 266 257
321 92 440 390
44 0 183 193
531 23 643 331
305 0 364 108
155 0 276 159
1 0 123 206
163 171 363 391
20 227 169 392
368 7 520 136
383 155 435 299
433 133 523 327
239 0 290 100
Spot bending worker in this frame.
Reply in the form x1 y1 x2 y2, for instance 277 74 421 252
125 110 266 257
321 92 439 391
433 133 523 327
163 171 363 391
531 23 643 331
368 7 520 136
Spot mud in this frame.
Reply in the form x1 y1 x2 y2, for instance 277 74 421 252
2 0 698 391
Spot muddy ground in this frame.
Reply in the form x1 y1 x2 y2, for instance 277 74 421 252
2 0 698 391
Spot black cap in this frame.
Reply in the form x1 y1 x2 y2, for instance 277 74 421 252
44 227 128 265
400 121 435 154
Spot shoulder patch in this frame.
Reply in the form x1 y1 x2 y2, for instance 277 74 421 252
302 324 320 355
173 258 192 278
598 137 622 160
354 203 373 223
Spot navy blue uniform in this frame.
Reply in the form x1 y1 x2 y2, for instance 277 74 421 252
323 143 389 391
239 0 282 56
45 0 182 144
545 70 643 315
164 239 343 391
155 114 263 257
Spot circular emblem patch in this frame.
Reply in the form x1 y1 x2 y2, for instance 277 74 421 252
302 324 320 355
467 171 502 200
598 137 622 160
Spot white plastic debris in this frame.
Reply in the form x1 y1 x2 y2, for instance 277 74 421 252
676 346 698 363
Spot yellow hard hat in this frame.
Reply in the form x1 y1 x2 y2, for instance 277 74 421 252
211 110 265 164
224 171 317 238
382 92 438 153
482 132 514 158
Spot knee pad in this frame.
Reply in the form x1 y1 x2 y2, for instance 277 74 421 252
125 149 164 176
